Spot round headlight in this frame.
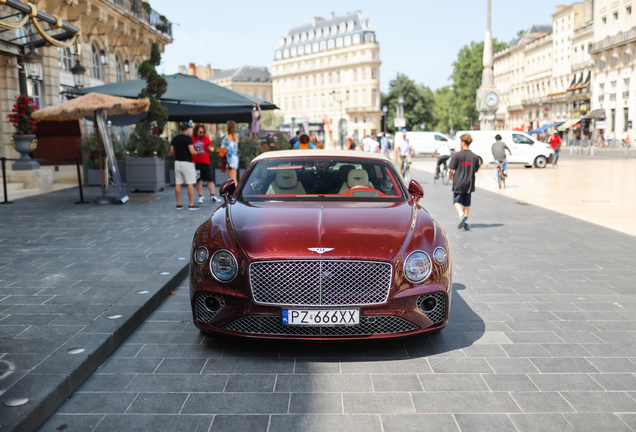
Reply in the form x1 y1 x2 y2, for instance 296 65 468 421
433 247 447 265
404 251 432 283
194 247 209 264
210 250 238 282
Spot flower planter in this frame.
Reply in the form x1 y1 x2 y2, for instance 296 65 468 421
12 134 39 170
116 160 126 183
125 156 165 193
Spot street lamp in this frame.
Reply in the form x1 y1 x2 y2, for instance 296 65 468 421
331 90 350 149
71 56 87 89
124 59 130 74
99 49 109 65
23 50 43 81
291 116 296 136
382 105 388 134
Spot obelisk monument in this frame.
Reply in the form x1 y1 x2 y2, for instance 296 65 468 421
476 0 500 131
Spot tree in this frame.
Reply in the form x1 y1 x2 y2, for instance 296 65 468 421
259 110 284 130
448 39 508 131
381 73 435 133
128 42 169 158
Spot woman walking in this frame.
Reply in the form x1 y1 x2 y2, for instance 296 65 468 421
222 121 240 184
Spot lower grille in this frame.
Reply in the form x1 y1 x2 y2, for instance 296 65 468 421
223 315 419 337
195 292 225 323
416 292 446 324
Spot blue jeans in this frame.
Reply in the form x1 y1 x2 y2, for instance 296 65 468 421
494 159 507 176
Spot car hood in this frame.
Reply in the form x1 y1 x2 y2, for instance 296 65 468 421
228 200 413 261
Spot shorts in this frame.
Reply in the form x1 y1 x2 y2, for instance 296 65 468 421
195 163 215 182
175 160 196 185
453 192 472 207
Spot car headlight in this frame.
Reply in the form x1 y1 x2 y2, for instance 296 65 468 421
433 247 447 265
404 251 432 283
194 247 209 264
210 250 238 282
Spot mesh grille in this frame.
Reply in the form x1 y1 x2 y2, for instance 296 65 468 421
223 315 418 337
416 292 446 324
195 292 225 323
249 260 392 306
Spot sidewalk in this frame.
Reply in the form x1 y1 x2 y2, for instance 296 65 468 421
0 186 216 432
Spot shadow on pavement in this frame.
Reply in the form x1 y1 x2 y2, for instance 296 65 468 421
466 223 504 229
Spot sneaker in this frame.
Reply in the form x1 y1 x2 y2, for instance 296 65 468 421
502 171 508 177
457 214 468 229
211 196 222 203
197 196 205 204
188 205 200 211
434 176 439 180
463 223 470 231
176 205 184 210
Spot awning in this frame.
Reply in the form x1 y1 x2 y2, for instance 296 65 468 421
557 118 581 131
528 124 549 134
68 73 278 125
586 109 606 120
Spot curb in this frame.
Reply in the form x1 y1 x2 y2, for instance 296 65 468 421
0 257 190 432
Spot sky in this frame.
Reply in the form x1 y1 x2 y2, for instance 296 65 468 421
150 0 565 93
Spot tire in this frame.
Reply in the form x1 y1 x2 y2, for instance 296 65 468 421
442 171 450 185
403 166 411 184
497 176 502 189
534 156 548 168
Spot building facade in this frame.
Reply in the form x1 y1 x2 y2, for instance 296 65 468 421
0 0 172 195
208 66 272 103
271 11 381 148
590 0 636 141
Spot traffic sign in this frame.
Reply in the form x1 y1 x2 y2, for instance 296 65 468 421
394 118 406 128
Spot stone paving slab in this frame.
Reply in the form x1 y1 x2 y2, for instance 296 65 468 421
0 187 218 432
37 164 636 432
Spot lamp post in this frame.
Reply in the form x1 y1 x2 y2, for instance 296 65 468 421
124 59 130 74
99 49 109 65
291 116 296 137
331 90 349 149
382 105 388 134
71 55 87 89
24 50 43 82
397 96 404 121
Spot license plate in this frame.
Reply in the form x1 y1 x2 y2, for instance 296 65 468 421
282 309 360 326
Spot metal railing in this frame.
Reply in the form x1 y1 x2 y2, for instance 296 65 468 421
107 0 173 39
565 138 636 156
590 27 636 53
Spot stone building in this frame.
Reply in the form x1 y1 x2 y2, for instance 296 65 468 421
271 11 381 148
178 63 220 81
0 0 172 198
208 66 272 103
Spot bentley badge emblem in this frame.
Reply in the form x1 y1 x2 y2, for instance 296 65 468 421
308 247 334 254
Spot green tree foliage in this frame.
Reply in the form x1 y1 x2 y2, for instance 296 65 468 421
380 73 435 133
128 42 169 158
259 110 284 130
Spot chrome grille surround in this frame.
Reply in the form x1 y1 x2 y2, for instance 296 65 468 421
195 292 226 323
249 260 392 306
223 315 418 337
416 292 446 324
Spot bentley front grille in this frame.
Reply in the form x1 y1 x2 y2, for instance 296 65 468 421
195 292 225 323
249 260 392 306
223 315 418 337
416 292 446 324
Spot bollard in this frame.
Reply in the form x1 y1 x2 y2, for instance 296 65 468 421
74 158 89 204
0 157 14 204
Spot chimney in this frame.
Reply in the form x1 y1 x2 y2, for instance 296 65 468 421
188 63 195 76
312 16 324 27
330 12 335 19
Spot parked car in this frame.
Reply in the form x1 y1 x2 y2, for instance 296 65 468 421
454 130 555 168
394 132 457 156
190 150 452 340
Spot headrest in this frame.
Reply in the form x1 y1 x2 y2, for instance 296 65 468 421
275 170 298 189
347 169 369 187
338 165 356 179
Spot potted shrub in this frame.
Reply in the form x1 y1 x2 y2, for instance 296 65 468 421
126 42 168 193
7 94 39 170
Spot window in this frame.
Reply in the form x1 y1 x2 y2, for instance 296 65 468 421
337 72 340 83
372 89 377 108
321 94 325 108
362 68 366 80
328 73 332 84
292 97 295 110
352 90 358 106
299 77 302 88
306 76 309 87
600 60 606 70
353 69 357 81
306 96 310 109
313 75 317 86
298 97 302 110
512 134 534 144
372 68 378 79
624 107 629 132
284 98 288 110
321 74 324 85
134 62 139 79
59 47 73 72
262 92 267 101
27 80 41 108
313 94 317 109
115 55 124 82
612 57 618 67
91 44 102 80
626 53 632 65
611 108 616 132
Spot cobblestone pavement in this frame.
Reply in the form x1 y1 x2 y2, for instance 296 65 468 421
0 187 219 431
38 166 636 432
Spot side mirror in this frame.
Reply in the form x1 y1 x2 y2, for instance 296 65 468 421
220 179 236 202
408 180 424 200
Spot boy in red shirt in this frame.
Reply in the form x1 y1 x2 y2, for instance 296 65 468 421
549 132 561 166
192 124 222 203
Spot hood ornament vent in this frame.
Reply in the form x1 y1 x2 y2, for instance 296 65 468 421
308 247 334 254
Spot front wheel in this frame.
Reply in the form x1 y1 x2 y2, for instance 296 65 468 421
402 165 411 184
442 169 450 185
534 156 548 168
497 175 502 189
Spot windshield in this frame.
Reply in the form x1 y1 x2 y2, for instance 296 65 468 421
238 157 406 202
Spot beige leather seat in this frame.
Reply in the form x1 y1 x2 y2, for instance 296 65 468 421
338 169 371 194
266 170 306 195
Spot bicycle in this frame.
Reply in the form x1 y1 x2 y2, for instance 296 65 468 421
400 155 411 184
434 158 451 185
495 160 506 189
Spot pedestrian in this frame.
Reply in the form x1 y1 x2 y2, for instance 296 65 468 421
549 131 561 166
249 103 261 136
170 122 199 211
380 133 389 157
347 136 356 150
432 137 453 179
449 133 480 230
297 133 314 150
491 134 512 177
310 133 324 149
192 124 222 204
361 135 371 152
398 132 414 171
290 131 300 148
222 121 240 185
368 135 380 153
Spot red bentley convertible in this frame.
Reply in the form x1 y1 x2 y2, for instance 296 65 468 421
189 150 451 340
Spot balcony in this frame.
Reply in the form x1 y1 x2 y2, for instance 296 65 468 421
107 0 173 39
609 93 617 100
624 91 630 98
590 28 636 53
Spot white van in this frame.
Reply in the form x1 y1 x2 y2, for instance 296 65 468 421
454 130 555 168
396 132 457 156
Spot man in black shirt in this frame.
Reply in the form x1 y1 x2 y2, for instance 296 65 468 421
449 133 481 230
170 122 199 210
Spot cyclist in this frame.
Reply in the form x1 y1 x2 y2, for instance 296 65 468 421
432 137 452 180
398 132 415 179
491 134 512 178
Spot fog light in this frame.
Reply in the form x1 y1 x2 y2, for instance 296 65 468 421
204 296 223 312
421 297 437 312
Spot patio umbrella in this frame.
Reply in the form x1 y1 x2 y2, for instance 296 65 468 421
32 93 150 204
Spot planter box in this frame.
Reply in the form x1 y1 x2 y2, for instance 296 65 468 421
165 164 175 186
125 156 165 193
83 165 106 186
116 160 126 183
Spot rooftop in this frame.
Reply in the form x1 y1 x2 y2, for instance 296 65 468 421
208 66 271 83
